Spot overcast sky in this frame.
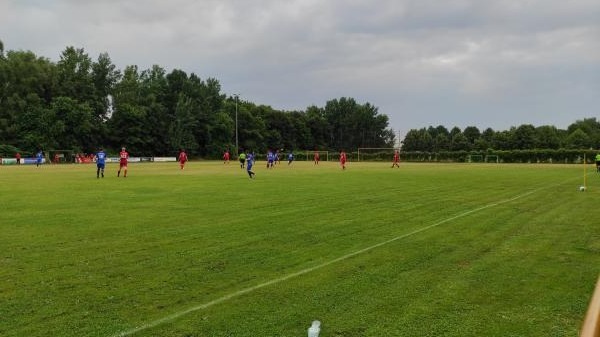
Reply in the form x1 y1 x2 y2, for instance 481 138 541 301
1 0 599 137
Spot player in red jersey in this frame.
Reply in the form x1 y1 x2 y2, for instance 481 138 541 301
117 147 129 177
178 149 188 170
392 150 400 168
340 150 347 170
223 150 230 164
314 151 320 165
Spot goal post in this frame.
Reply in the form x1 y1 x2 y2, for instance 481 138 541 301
485 155 499 163
467 154 484 163
357 148 399 162
302 150 329 162
48 150 74 164
467 154 500 163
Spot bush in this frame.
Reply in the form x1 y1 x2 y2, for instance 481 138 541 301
0 144 20 157
400 149 598 164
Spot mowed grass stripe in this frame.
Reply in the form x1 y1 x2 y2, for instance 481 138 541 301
116 179 558 336
133 169 599 337
1 162 597 336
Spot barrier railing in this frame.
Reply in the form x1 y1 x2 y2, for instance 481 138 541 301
581 277 600 337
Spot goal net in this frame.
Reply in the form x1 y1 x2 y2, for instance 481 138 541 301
48 150 74 164
302 150 329 162
357 148 399 162
485 155 499 163
467 154 499 163
467 154 484 163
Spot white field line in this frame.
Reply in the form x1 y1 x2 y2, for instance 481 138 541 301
111 179 574 337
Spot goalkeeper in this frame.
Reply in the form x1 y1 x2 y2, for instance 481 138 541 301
239 151 246 169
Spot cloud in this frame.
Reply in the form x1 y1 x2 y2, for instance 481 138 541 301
1 0 599 133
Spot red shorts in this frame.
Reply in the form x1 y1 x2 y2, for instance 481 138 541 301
120 162 127 169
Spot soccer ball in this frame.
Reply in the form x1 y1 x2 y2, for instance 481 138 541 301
579 186 586 192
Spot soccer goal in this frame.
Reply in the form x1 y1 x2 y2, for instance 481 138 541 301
357 148 399 162
303 150 329 162
467 154 484 163
485 155 499 163
48 150 74 164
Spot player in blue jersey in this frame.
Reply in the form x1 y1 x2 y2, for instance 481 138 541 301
275 149 281 165
96 148 106 178
287 151 294 165
246 151 256 178
266 150 274 169
36 150 43 167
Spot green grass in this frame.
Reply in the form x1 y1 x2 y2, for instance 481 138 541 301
1 161 599 337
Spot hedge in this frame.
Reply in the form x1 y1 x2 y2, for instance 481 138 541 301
399 149 599 164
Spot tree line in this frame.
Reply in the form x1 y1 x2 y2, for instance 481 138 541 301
0 41 395 157
402 119 600 152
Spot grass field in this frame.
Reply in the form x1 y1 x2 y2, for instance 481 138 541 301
1 161 599 337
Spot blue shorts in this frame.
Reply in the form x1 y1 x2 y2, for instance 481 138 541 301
97 163 105 169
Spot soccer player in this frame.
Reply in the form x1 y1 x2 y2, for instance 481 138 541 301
340 150 347 170
596 152 600 172
178 149 188 170
239 151 246 169
96 147 106 178
392 150 400 168
15 152 21 165
246 151 256 178
288 151 294 165
266 150 275 169
36 150 43 167
117 147 129 177
223 150 230 164
314 151 320 165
